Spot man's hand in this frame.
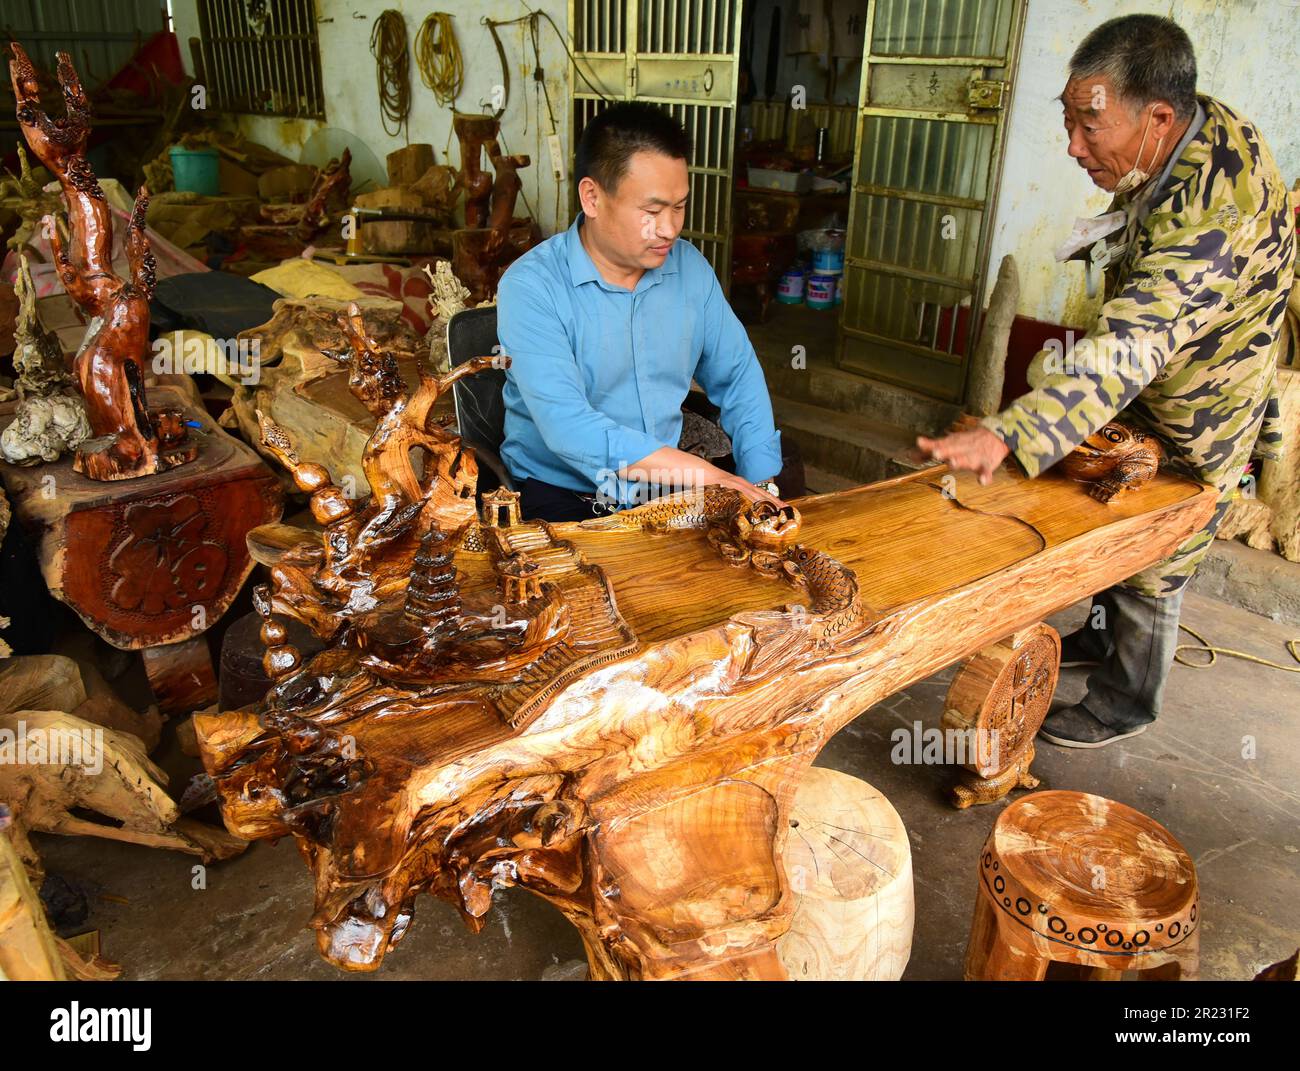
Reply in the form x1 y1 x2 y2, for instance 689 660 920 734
620 446 787 508
915 426 1011 486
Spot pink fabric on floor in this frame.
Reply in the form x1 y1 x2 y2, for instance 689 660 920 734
329 259 436 336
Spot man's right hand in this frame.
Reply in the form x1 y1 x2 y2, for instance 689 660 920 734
619 446 787 508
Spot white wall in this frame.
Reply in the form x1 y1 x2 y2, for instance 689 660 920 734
988 0 1300 327
170 0 573 236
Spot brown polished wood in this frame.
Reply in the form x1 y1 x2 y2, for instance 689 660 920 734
1058 421 1165 503
942 623 1060 808
8 44 195 481
964 790 1199 981
196 391 1218 976
0 384 283 658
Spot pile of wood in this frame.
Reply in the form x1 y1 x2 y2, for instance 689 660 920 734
353 142 458 256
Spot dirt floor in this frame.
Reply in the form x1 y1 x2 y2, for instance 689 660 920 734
27 589 1299 981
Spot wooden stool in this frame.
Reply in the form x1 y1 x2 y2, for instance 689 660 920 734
965 790 1199 981
778 767 914 980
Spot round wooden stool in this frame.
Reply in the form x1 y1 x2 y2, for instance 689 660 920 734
964 790 1199 981
778 767 914 980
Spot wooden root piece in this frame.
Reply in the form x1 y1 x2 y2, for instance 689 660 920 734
8 43 193 481
0 709 247 862
942 622 1060 808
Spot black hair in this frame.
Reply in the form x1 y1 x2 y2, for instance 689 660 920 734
1070 14 1198 121
575 101 692 193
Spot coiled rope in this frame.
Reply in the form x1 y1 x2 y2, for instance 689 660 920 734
370 9 410 140
414 12 463 108
1174 623 1300 672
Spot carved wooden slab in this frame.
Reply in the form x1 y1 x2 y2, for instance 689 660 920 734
197 394 1216 978
0 384 283 652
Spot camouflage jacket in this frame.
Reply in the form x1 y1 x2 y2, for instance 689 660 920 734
982 96 1296 595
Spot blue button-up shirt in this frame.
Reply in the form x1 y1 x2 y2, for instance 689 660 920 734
497 214 783 504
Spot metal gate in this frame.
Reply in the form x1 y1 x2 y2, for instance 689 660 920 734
838 0 1026 402
568 0 743 291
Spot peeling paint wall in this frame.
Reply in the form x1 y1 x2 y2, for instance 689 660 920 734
170 0 572 236
988 0 1300 326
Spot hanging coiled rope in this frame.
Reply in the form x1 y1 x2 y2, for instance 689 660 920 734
370 9 411 140
414 12 463 108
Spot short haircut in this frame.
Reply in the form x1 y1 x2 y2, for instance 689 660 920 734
575 101 692 194
1069 15 1198 121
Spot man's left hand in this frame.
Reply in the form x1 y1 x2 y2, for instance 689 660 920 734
915 426 1011 486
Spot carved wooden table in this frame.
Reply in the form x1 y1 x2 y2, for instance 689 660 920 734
197 414 1215 977
0 385 283 712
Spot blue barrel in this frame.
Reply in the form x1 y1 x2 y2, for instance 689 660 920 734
169 146 220 195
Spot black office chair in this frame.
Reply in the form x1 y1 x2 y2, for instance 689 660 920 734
445 304 806 497
447 305 514 493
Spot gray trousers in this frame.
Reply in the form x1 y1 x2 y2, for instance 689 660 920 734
1071 583 1186 730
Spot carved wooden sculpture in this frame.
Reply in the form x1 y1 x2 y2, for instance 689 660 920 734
942 623 1060 808
197 363 1218 976
453 113 498 229
8 43 194 481
449 118 540 302
1058 421 1164 503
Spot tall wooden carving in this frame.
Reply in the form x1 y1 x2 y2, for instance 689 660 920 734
9 43 195 481
197 348 1219 978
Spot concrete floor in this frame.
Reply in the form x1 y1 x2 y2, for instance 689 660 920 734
30 590 1299 980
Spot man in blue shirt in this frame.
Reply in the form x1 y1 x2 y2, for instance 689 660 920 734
497 102 785 521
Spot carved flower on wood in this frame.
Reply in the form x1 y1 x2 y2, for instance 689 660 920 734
109 495 228 614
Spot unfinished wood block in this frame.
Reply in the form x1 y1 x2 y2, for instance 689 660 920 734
354 187 437 254
387 143 435 187
141 636 218 717
778 767 913 981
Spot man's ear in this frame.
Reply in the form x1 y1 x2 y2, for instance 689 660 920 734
578 176 601 219
1149 100 1179 141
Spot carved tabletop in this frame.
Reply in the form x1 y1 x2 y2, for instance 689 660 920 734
197 395 1215 978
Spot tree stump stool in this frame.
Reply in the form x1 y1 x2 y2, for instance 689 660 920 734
964 790 1199 981
778 767 914 980
942 622 1060 808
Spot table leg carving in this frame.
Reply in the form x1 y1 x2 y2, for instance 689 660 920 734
943 623 1060 808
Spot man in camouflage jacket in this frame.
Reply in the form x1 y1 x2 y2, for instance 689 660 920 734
919 15 1295 747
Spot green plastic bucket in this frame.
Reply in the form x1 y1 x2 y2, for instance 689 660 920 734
169 146 220 195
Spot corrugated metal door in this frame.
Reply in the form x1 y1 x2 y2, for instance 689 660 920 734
838 0 1026 402
0 0 166 80
569 0 743 291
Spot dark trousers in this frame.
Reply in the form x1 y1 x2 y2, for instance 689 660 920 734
1073 583 1187 729
518 478 606 522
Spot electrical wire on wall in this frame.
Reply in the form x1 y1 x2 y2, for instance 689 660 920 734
414 12 463 108
370 9 411 141
481 7 604 234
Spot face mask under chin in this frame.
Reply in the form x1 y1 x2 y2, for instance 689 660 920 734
1111 108 1165 195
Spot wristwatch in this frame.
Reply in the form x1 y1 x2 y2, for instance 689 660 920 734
757 479 780 497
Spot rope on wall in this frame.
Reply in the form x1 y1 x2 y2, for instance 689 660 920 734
370 9 411 141
414 12 463 108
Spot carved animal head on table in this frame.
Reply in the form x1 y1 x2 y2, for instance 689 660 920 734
1059 422 1164 503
